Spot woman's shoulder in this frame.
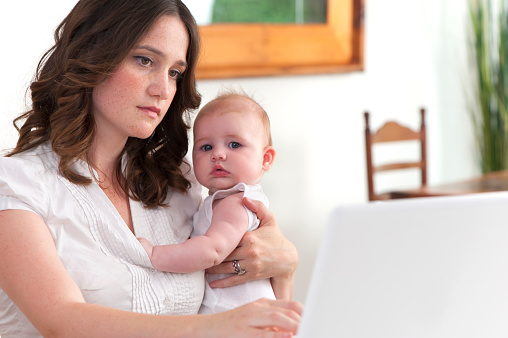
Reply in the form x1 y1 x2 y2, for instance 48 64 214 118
0 144 60 191
2 142 59 172
0 143 58 217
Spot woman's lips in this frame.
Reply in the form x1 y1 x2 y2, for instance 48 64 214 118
138 106 161 119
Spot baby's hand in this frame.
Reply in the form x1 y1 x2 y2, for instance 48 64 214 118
137 237 154 257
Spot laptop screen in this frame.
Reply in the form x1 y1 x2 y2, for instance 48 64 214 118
298 192 508 337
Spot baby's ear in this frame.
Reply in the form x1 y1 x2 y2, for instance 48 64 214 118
262 146 276 171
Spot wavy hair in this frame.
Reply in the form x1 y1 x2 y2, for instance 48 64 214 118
9 0 201 208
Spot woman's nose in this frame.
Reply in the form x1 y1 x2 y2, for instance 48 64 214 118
148 72 172 100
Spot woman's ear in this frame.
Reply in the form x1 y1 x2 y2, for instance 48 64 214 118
262 146 276 171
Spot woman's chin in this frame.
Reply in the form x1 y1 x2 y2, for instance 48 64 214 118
130 126 158 140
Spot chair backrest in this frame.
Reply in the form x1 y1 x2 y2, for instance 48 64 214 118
364 108 427 201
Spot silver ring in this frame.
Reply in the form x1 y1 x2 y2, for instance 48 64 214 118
232 260 246 275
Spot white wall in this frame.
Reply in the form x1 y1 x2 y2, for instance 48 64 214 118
0 0 477 304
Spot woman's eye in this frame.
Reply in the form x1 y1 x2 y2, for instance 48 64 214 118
136 56 153 66
169 69 182 80
228 142 241 149
201 145 212 151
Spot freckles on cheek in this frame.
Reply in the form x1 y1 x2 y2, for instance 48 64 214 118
112 72 141 105
100 70 144 118
104 89 124 113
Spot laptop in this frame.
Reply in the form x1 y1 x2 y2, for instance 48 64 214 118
298 192 508 338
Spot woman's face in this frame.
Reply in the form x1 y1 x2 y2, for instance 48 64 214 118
92 15 189 146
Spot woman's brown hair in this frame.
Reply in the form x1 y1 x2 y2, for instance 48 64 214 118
9 0 201 208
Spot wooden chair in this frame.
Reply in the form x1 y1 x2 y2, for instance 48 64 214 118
364 108 427 201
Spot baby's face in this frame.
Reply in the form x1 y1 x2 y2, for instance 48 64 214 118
192 97 270 194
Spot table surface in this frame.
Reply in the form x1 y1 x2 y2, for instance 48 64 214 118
389 170 508 198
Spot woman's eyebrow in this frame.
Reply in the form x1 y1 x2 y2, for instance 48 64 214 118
135 45 163 55
134 45 188 68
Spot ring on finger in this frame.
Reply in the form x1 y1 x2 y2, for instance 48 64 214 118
232 260 246 275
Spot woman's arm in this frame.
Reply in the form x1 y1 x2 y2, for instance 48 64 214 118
206 198 298 300
0 209 301 337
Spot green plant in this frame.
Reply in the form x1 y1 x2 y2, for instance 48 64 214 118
469 0 508 172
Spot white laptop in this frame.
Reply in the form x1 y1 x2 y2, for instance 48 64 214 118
298 192 508 338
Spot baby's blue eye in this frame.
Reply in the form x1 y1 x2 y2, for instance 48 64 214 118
229 142 241 149
201 145 212 151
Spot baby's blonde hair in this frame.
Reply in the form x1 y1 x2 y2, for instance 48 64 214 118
195 89 272 146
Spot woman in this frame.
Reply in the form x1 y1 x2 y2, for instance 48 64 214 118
0 0 301 337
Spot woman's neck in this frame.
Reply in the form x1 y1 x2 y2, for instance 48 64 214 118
86 137 134 233
85 137 126 191
88 136 125 174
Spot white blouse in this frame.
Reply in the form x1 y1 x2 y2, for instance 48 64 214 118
0 143 205 337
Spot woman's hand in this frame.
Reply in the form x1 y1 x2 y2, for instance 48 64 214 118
198 298 303 338
206 198 298 299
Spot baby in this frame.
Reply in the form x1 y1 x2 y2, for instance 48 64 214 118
138 92 278 313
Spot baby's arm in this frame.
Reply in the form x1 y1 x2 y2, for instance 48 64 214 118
140 192 249 273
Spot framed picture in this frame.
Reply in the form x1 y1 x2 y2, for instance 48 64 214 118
194 0 364 79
